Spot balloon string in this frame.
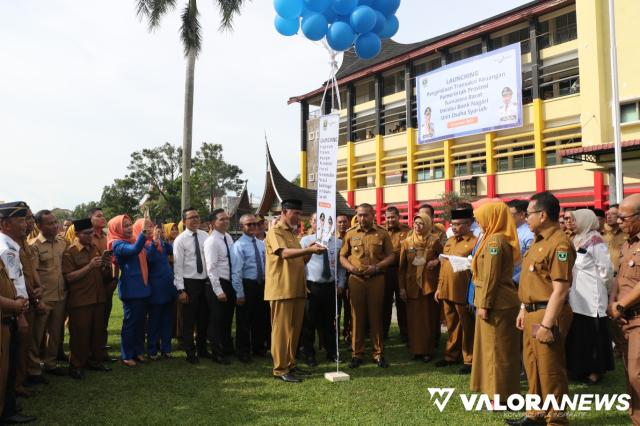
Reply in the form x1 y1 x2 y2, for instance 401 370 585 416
319 41 342 114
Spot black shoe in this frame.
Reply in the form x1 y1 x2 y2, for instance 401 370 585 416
212 355 231 365
186 354 199 364
305 357 318 368
43 367 68 377
198 350 212 359
238 354 252 364
434 359 456 368
274 373 302 383
69 369 83 380
26 375 48 385
458 365 472 374
88 364 112 372
2 413 37 424
504 416 545 426
349 358 362 368
376 357 389 368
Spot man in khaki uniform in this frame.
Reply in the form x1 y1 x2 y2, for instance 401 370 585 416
383 206 410 341
27 210 68 383
62 218 111 379
340 203 394 368
609 194 640 426
434 208 477 374
265 199 325 383
604 204 628 359
507 192 575 426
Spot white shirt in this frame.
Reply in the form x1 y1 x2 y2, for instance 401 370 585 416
569 241 613 317
172 229 209 291
0 232 28 298
204 229 234 297
300 235 346 287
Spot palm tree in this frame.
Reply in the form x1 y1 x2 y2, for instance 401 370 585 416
135 0 246 211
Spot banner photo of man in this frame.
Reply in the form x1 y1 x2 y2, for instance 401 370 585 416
417 43 523 144
316 113 339 246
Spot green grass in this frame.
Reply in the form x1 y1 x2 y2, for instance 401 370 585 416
21 298 631 425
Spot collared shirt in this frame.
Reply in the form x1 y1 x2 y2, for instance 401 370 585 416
92 229 107 253
340 224 393 272
437 232 477 304
474 234 520 310
204 229 235 297
446 221 482 239
513 222 535 284
519 225 576 304
30 233 67 303
172 229 209 291
0 232 28 298
62 241 106 308
603 226 626 273
264 221 307 301
569 237 613 317
231 233 266 298
300 235 346 287
616 231 640 305
385 224 410 266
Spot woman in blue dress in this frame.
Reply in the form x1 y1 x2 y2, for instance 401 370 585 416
146 224 177 359
107 215 151 367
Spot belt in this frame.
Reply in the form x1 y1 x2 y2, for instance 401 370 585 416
624 306 640 319
524 302 548 312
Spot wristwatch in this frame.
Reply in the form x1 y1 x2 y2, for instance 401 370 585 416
616 303 626 316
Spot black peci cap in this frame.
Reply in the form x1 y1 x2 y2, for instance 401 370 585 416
0 201 29 218
451 208 474 220
73 218 93 232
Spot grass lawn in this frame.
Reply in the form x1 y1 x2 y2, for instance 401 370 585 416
21 298 631 425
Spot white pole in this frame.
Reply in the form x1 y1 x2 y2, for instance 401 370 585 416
608 0 624 203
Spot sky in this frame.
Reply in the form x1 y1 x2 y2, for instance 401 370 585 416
0 0 529 212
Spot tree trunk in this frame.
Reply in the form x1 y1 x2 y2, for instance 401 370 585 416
181 48 197 211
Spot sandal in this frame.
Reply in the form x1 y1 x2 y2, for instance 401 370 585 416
135 355 147 363
122 359 137 367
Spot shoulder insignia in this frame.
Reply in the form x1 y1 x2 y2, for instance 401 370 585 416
489 246 500 256
557 250 568 262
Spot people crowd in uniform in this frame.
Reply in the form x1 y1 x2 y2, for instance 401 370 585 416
0 191 639 424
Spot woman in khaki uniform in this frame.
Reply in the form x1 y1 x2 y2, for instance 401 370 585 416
399 213 443 362
470 201 521 400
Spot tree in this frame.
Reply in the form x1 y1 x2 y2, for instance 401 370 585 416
135 0 247 212
99 177 140 220
191 142 243 214
71 202 101 220
437 191 472 221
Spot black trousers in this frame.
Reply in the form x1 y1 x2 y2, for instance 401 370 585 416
2 321 17 419
181 278 210 357
383 266 407 338
205 279 236 357
236 279 269 357
302 281 337 359
337 276 351 338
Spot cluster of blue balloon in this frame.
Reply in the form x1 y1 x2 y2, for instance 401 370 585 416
274 0 401 60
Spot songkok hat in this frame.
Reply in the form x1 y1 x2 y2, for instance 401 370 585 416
0 201 29 218
281 199 303 211
73 218 93 233
592 208 605 218
451 208 474 220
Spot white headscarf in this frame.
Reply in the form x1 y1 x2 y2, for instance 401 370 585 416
571 209 600 249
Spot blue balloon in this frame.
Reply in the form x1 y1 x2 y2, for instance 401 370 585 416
274 15 300 36
378 14 398 39
274 0 304 20
334 14 349 23
373 0 400 17
350 6 376 34
301 13 328 41
327 21 355 51
301 5 314 18
323 7 337 23
373 10 385 34
332 0 357 16
359 0 374 5
304 0 331 13
355 32 381 59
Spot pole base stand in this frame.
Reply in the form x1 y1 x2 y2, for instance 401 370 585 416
324 371 350 382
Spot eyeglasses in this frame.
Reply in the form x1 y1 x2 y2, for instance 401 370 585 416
525 210 542 218
618 212 639 222
244 222 258 227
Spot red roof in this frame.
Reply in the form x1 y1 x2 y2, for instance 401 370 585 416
560 139 640 158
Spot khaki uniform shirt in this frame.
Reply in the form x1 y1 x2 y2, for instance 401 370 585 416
62 241 106 308
603 226 626 274
616 232 640 305
19 238 38 297
30 234 67 303
0 258 16 320
386 224 410 266
398 235 443 298
340 224 393 273
437 232 477 304
473 234 520 310
519 225 576 304
92 230 107 253
264 221 307 301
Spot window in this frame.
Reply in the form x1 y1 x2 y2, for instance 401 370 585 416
414 57 442 76
539 11 577 49
621 102 640 123
383 104 407 135
522 70 533 104
354 80 374 104
338 117 348 146
416 161 444 182
490 27 530 53
352 110 376 142
546 137 581 166
512 146 535 170
540 58 579 100
450 43 482 63
383 68 405 96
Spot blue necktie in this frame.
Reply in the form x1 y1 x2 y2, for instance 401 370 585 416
252 238 264 282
